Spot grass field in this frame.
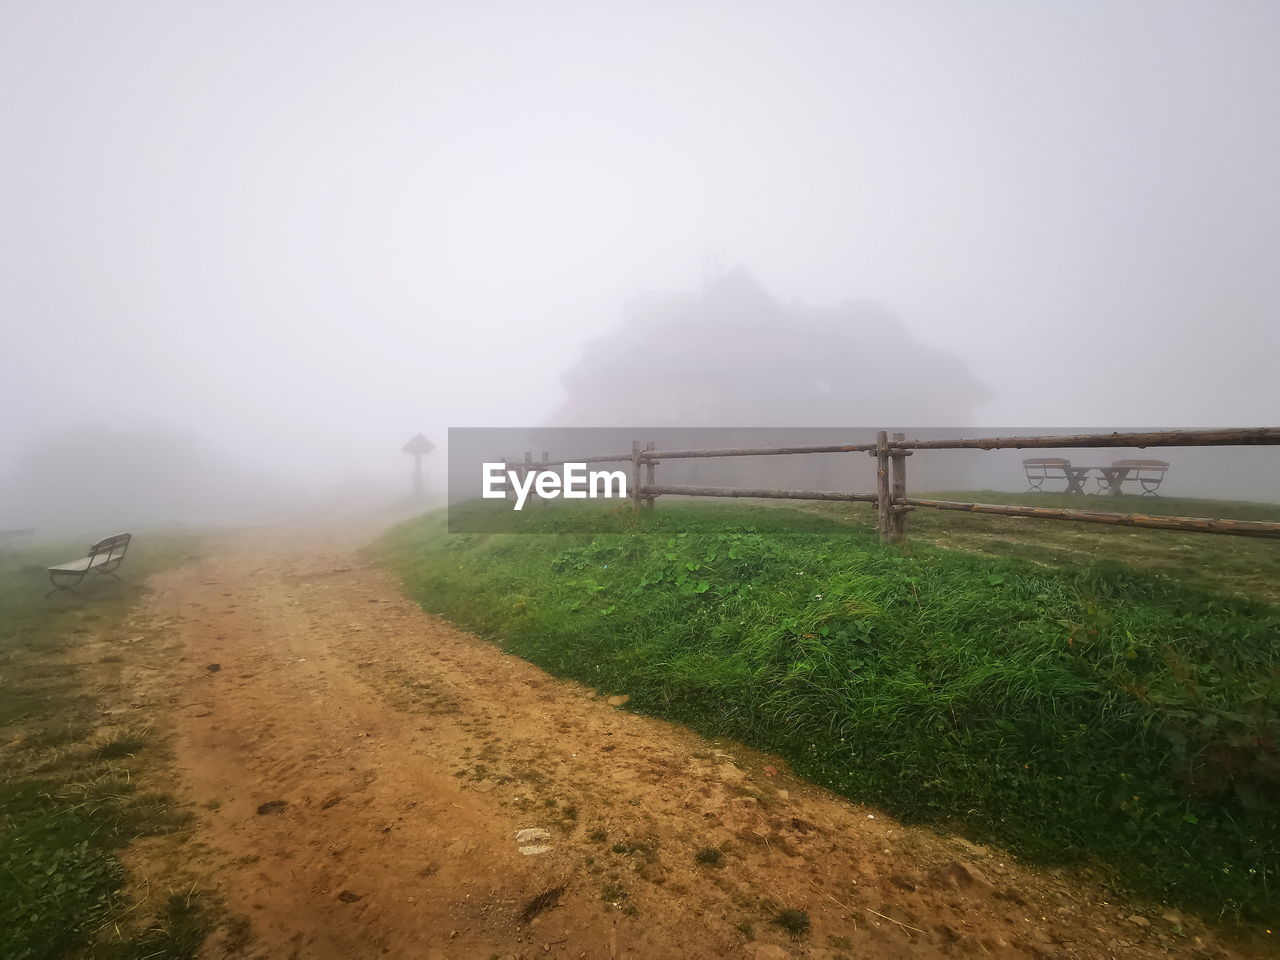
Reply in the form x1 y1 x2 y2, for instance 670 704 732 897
0 535 217 960
813 490 1280 604
380 497 1280 923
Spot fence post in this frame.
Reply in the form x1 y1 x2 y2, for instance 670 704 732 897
890 431 908 543
631 441 643 510
644 441 656 509
524 451 533 504
875 431 891 544
541 451 550 507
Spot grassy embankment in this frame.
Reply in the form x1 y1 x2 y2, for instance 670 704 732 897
0 535 229 960
380 496 1280 923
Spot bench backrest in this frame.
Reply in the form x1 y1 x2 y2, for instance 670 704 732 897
90 533 132 563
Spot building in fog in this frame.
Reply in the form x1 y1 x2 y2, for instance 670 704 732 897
548 268 988 428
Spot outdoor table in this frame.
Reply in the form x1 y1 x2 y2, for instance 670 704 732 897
1094 464 1135 495
1062 466 1094 495
1059 466 1132 495
1070 464 1160 495
1054 465 1135 495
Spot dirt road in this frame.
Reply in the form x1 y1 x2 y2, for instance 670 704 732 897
122 528 1255 959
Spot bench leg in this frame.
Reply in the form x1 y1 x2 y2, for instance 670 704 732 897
47 571 87 599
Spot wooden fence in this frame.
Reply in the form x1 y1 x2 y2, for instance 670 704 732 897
506 428 1280 543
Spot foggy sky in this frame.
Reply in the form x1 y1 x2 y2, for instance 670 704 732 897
2 1 1278 507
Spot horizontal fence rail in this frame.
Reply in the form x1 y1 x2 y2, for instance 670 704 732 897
503 427 1280 543
520 453 633 469
642 484 879 503
639 442 879 460
891 427 1280 451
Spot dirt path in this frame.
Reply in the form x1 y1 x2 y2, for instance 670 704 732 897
124 527 1256 960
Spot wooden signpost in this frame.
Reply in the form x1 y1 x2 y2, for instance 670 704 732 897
402 433 435 499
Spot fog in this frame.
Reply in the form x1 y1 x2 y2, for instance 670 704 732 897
2 1 1278 531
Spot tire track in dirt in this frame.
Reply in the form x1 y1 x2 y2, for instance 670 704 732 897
131 527 1259 960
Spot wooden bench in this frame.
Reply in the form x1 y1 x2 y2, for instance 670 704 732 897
47 533 132 597
1022 458 1072 492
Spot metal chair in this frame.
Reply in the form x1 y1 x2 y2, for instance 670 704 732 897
1023 458 1071 492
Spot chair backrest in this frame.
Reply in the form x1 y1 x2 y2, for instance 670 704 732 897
1023 457 1070 477
90 533 132 562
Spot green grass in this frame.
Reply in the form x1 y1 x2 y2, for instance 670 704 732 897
380 500 1280 923
0 535 215 960
810 490 1280 603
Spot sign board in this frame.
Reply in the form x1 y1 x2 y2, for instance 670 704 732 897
403 434 435 456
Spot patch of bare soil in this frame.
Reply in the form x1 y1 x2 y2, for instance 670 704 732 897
116 528 1266 959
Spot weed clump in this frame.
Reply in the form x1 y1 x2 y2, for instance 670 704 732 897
519 885 565 923
773 908 810 936
95 729 148 759
694 846 724 867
